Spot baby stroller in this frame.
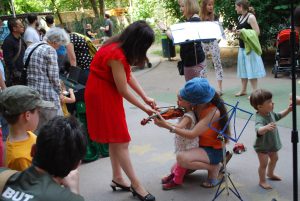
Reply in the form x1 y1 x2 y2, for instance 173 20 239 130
272 28 300 78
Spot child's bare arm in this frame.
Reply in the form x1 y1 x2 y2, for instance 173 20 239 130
61 89 76 104
175 116 192 129
279 106 292 118
257 123 276 135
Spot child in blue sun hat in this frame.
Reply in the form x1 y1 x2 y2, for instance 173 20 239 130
155 78 231 189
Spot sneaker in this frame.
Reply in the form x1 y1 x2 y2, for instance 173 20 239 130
162 180 181 190
161 173 174 184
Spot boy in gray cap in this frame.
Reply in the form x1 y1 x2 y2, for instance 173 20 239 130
0 85 53 171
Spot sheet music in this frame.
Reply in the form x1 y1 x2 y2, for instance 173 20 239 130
170 21 225 44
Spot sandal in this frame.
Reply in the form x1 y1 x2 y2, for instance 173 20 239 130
201 178 221 188
235 91 247 97
217 91 223 96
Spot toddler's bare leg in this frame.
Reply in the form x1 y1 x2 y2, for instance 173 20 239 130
267 152 281 181
257 152 272 189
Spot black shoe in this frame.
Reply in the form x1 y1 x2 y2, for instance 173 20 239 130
110 180 131 191
131 186 155 201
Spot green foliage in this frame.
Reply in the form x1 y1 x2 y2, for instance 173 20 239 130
131 0 157 20
0 0 12 15
162 0 181 20
14 0 52 13
214 0 298 48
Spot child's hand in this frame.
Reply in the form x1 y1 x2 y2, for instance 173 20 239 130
154 112 169 129
265 122 276 132
61 169 80 194
288 104 293 112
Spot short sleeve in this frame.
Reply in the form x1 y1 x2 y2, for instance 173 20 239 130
106 44 131 81
254 114 265 133
273 112 282 122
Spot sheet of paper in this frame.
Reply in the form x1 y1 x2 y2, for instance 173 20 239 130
170 21 225 44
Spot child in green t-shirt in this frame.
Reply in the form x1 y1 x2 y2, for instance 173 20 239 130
249 89 292 189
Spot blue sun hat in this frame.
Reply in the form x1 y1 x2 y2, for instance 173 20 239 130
179 78 215 105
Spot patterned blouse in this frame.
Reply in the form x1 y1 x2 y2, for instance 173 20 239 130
70 33 92 69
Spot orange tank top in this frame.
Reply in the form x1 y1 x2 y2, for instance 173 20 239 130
198 103 222 149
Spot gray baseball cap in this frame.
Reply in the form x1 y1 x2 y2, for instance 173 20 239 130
0 85 54 115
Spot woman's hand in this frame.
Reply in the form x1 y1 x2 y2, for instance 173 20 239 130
143 106 156 116
143 96 157 109
154 112 170 129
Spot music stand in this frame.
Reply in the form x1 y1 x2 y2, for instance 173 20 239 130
208 101 253 201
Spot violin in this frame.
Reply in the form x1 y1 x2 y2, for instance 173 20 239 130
141 106 185 126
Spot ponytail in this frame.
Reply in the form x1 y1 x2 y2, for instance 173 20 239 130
210 93 231 143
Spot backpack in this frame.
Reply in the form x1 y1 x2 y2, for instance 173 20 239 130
73 33 97 57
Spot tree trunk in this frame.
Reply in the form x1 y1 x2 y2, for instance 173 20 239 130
50 0 63 24
98 0 105 17
89 0 100 18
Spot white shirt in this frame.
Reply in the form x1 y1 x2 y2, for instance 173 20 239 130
23 26 40 45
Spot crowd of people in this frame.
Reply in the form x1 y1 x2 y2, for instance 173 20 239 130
0 0 299 201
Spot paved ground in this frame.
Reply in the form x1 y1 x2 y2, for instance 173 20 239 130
78 45 300 201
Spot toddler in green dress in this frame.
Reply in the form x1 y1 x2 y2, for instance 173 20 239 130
249 89 292 189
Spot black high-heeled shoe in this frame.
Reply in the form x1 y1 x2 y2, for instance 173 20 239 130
110 180 131 192
131 186 155 201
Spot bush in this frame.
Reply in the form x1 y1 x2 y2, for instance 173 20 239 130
214 0 296 49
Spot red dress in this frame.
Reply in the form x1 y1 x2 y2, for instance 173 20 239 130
85 43 131 143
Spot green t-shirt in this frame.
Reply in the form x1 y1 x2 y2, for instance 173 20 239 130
0 167 84 201
254 112 282 152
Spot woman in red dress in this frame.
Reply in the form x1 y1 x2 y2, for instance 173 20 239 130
85 21 156 201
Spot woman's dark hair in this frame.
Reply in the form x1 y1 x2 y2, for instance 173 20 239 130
210 93 231 143
249 89 272 110
104 20 154 66
33 116 87 178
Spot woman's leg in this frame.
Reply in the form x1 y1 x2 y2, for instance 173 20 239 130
177 148 220 180
109 143 128 186
249 78 258 92
257 152 272 189
210 40 224 93
235 78 248 96
109 143 149 196
267 152 281 180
